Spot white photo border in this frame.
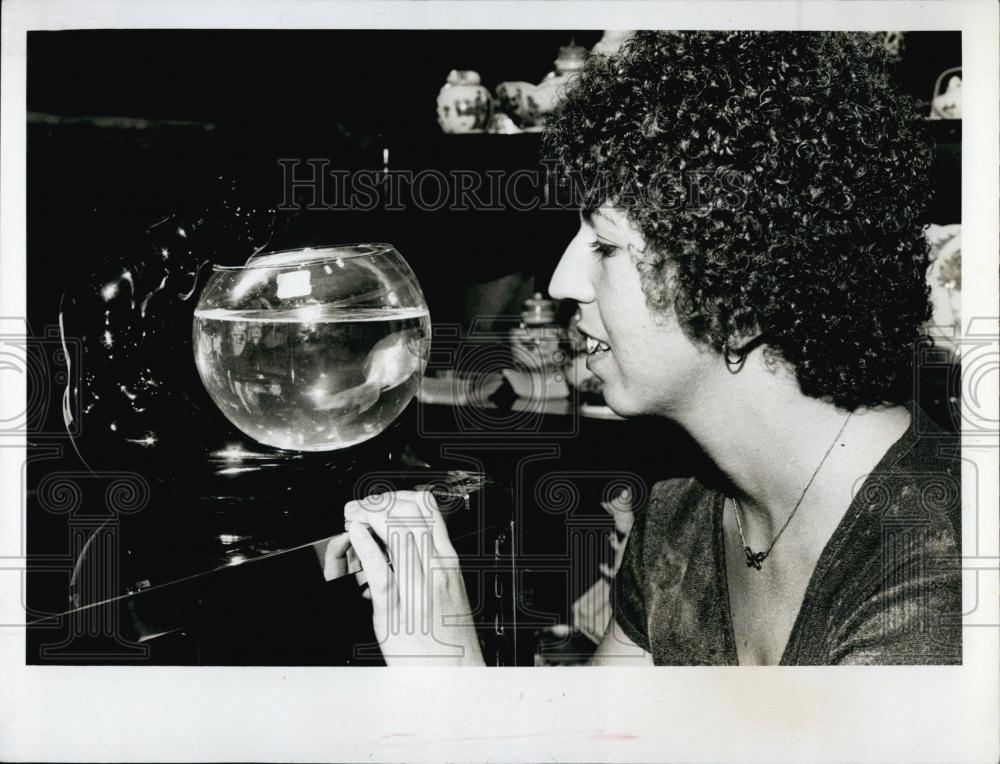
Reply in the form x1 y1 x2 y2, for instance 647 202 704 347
1 1 997 762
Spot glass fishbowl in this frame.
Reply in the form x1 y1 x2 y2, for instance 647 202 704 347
193 244 430 451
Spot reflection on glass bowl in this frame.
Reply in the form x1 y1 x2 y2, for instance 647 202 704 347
193 245 430 451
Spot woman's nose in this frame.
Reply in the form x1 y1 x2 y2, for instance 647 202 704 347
548 230 596 304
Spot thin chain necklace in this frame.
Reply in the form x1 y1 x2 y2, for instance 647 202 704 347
731 411 853 571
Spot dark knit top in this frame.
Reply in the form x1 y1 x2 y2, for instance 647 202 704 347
613 408 961 665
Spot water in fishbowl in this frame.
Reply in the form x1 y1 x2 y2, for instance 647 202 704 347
193 304 430 451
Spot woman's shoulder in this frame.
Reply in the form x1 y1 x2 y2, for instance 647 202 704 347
648 476 707 504
865 406 961 534
804 408 963 664
634 476 720 548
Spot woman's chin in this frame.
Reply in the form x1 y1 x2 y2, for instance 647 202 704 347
600 388 638 419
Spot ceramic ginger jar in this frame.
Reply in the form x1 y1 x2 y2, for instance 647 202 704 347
437 69 493 133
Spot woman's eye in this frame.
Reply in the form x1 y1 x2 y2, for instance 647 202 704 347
590 240 618 258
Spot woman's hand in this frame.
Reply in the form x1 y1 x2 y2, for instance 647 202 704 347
344 490 484 666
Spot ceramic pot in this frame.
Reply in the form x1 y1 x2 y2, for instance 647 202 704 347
496 76 571 128
591 30 634 57
552 39 588 75
437 70 493 133
496 39 589 128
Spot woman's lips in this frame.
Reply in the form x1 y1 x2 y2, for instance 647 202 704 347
578 325 612 365
584 336 612 355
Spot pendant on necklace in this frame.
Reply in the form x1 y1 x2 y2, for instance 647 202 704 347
744 546 768 570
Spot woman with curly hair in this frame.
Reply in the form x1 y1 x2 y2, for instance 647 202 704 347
344 31 961 666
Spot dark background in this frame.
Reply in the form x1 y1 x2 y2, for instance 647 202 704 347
26 30 615 333
26 30 961 328
24 30 962 665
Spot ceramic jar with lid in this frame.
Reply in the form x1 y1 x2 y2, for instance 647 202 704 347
552 39 589 75
437 70 494 133
496 39 589 129
510 292 564 373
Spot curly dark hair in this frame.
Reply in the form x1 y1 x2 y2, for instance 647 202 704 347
544 31 934 410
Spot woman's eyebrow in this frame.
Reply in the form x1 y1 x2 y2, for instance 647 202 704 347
591 210 646 253
583 205 634 245
590 209 622 236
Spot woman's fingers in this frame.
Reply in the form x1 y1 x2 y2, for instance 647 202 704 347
345 545 369 594
347 523 392 612
345 544 362 573
344 491 460 637
347 512 431 636
341 491 482 666
345 493 428 542
391 490 455 554
345 497 390 541
322 532 352 581
346 490 451 558
390 526 429 635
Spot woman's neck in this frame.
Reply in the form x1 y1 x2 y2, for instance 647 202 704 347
670 355 912 535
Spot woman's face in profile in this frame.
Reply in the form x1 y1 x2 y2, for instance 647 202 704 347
548 206 712 418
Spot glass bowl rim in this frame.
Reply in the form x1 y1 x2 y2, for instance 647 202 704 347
210 243 398 271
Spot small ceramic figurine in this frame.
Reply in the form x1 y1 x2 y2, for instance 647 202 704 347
437 69 494 133
509 292 562 370
505 292 569 400
496 39 589 129
924 223 962 353
929 68 962 120
551 38 588 75
880 31 905 63
590 30 634 57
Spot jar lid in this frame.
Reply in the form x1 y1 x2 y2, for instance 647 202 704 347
447 69 482 86
521 292 557 324
554 40 589 74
